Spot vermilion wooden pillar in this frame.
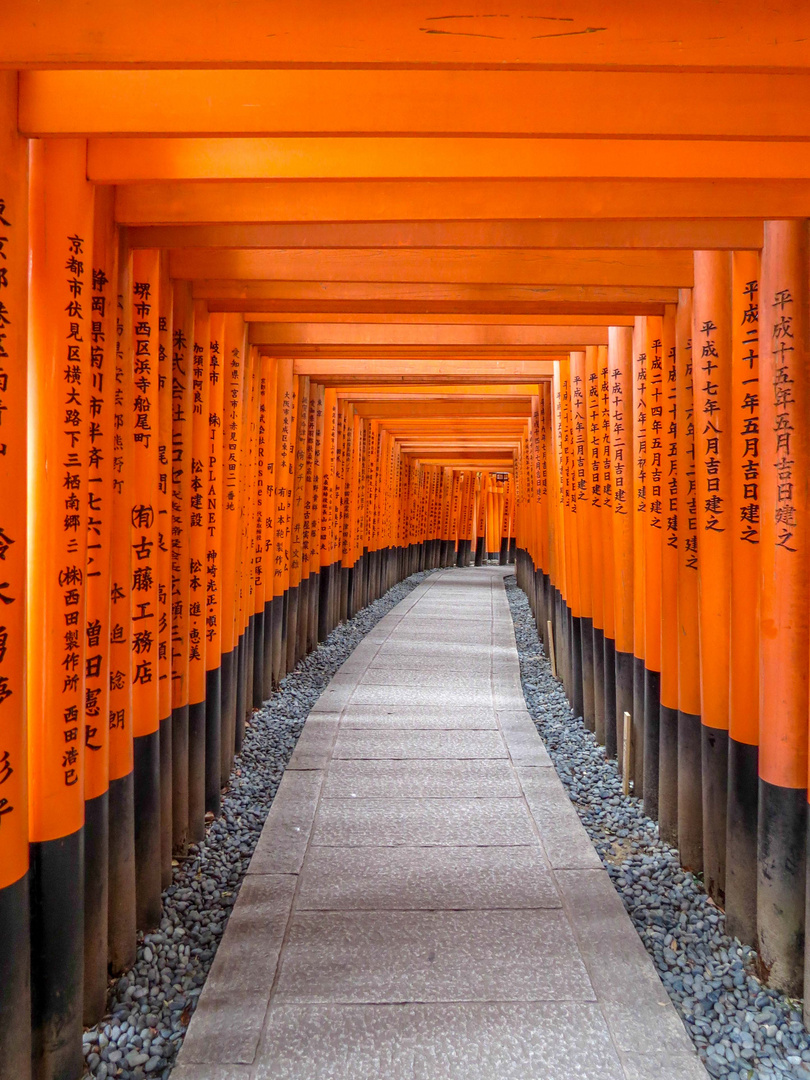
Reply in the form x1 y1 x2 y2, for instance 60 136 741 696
757 221 809 1004
0 70 31 1080
692 250 732 906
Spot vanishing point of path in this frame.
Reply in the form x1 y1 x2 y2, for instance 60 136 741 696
173 568 707 1080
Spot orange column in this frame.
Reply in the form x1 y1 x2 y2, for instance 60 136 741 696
609 326 634 770
287 375 309 670
586 347 606 743
129 248 164 921
82 185 117 1019
659 304 680 845
156 254 173 886
631 318 647 793
676 287 703 872
108 233 136 974
692 250 732 904
725 250 761 946
169 282 193 858
204 314 225 816
0 72 30 1080
221 313 245 759
572 350 594 729
186 302 209 834
599 348 617 756
258 355 278 695
643 316 664 817
27 138 94 1080
757 222 809 1002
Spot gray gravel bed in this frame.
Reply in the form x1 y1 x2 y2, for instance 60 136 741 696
81 569 438 1080
504 574 810 1080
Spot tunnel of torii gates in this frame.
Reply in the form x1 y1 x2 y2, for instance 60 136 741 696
6 3 810 1078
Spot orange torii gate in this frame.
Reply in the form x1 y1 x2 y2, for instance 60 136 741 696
4 8 810 1078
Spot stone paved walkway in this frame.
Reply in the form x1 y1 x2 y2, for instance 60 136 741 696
174 568 707 1080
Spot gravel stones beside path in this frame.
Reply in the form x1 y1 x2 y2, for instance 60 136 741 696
81 569 437 1080
504 574 810 1080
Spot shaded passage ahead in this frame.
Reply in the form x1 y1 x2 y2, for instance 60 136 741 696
174 568 705 1080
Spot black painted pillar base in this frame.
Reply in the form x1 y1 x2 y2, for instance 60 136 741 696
318 564 333 642
580 615 595 732
286 585 299 673
159 712 173 890
308 570 321 647
171 702 189 859
83 789 108 1025
571 614 584 719
678 709 703 874
658 703 679 847
107 771 136 974
189 696 207 842
725 738 758 947
614 649 634 774
220 648 237 787
474 536 485 566
133 730 162 931
253 609 266 709
340 564 351 624
235 630 248 754
499 537 509 565
0 871 31 1080
262 598 275 700
508 538 517 564
702 724 728 906
270 592 284 688
592 625 605 745
603 636 617 759
30 829 84 1080
632 655 645 797
205 666 222 819
643 667 661 821
757 778 806 998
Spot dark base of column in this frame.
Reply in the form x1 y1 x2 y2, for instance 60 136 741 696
188 696 206 842
571 614 584 719
205 666 222 818
757 778 806 997
235 630 247 753
702 724 728 905
83 789 108 1024
643 667 661 821
614 648 633 774
270 592 285 687
658 703 679 847
253 608 266 709
0 871 31 1080
133 729 162 930
603 636 617 759
262 598 274 700
286 584 299 672
340 564 350 623
725 737 758 947
308 570 321 646
171 702 189 857
158 712 173 890
220 648 236 786
30 829 83 1080
580 615 595 732
678 709 703 873
499 537 509 565
474 536 485 566
508 538 517 564
107 771 136 973
318 563 333 641
592 625 605 745
632 655 645 796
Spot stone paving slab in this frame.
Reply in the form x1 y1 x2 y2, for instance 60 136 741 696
310 796 537 846
274 908 595 1003
331 728 507 759
338 704 498 729
295 844 561 910
179 567 707 1080
254 1002 626 1080
321 758 520 799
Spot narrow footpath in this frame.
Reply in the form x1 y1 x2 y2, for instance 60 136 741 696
173 568 706 1080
